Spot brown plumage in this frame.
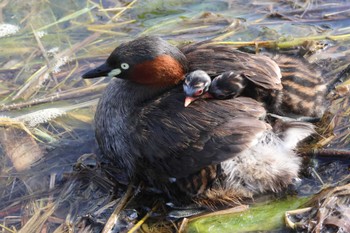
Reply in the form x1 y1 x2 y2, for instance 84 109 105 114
82 36 315 207
271 54 327 117
183 53 332 118
181 41 283 91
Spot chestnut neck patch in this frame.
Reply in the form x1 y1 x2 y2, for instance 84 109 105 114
130 55 186 86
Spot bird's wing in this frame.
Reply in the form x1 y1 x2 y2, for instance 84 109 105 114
138 87 269 178
181 43 283 90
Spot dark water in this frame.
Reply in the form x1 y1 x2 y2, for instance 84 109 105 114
0 0 349 232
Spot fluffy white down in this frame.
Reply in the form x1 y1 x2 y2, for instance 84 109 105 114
282 126 315 150
221 125 313 197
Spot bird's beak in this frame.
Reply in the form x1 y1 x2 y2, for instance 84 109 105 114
184 96 197 107
82 63 113 79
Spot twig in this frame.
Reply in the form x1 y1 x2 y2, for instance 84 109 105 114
211 33 350 49
112 0 138 20
302 148 350 158
36 6 97 32
0 117 41 142
12 65 48 100
311 168 324 185
177 218 189 233
127 202 161 233
324 8 350 17
31 24 51 72
0 83 107 112
285 207 312 229
102 184 134 233
0 223 15 233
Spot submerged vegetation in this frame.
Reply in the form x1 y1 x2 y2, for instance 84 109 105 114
0 0 349 232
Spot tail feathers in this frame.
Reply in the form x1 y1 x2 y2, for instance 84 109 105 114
275 121 316 150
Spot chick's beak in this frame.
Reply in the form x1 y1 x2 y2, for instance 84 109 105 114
82 63 113 79
184 96 197 107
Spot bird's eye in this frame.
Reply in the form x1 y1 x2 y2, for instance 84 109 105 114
194 89 203 96
121 63 129 70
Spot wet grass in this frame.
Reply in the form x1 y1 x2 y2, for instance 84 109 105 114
0 0 350 232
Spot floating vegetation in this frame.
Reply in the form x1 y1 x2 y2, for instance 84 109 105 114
187 197 310 233
286 176 350 233
0 0 349 232
0 23 19 38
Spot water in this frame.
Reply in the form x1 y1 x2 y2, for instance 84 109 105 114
0 0 349 232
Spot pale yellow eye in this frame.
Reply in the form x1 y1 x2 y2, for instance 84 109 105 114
121 63 129 70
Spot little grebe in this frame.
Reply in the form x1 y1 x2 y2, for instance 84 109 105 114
82 36 314 206
183 70 247 107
